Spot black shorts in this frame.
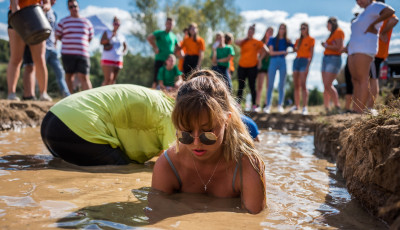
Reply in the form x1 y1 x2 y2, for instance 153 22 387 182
41 111 132 166
183 55 199 79
7 10 12 29
370 57 384 79
344 60 353 95
153 60 164 83
23 45 33 66
61 54 90 75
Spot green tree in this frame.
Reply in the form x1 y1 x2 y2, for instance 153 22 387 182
0 39 10 63
308 87 324 105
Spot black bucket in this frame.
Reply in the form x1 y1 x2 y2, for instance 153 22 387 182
9 5 52 45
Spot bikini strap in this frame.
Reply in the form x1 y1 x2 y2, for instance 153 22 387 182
232 153 243 193
164 150 182 189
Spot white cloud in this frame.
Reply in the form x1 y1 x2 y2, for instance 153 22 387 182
0 23 7 41
80 6 140 36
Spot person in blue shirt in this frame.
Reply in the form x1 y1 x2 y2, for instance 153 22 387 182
241 115 260 142
264 23 294 114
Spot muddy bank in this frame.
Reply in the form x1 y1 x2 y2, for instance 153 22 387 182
314 109 400 228
0 100 53 131
0 99 317 132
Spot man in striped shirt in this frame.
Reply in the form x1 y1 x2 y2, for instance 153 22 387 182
56 0 93 92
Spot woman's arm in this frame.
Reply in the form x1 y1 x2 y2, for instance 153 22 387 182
10 0 19 13
268 45 287 56
380 16 399 43
241 156 266 214
307 45 314 72
324 38 343 52
197 50 204 68
365 6 395 34
217 54 233 63
123 42 128 54
42 0 51 12
151 149 180 194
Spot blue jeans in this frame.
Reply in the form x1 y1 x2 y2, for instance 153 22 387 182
266 56 287 106
46 49 70 97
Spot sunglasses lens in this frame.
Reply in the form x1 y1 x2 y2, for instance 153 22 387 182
199 132 217 145
178 131 194 144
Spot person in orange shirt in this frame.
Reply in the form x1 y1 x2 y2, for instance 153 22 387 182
180 23 205 78
6 0 52 101
321 17 344 114
178 27 188 72
368 0 398 110
290 23 315 115
235 24 268 109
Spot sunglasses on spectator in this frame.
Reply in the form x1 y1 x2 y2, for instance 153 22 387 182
177 131 218 145
68 5 78 9
301 27 307 30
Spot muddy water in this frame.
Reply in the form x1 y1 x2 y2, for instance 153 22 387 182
0 127 388 229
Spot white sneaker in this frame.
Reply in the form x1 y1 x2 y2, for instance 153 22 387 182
254 106 262 113
263 106 271 114
302 107 308 115
277 105 284 113
288 106 298 113
7 93 20 101
39 93 53 102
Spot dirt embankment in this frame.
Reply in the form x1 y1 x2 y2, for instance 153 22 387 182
0 100 53 131
314 105 400 228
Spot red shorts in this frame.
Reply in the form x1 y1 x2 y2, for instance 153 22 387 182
101 59 123 69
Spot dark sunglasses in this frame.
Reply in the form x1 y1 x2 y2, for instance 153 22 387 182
68 5 78 9
301 27 307 30
177 131 218 145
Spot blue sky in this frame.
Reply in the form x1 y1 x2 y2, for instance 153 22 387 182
0 0 399 91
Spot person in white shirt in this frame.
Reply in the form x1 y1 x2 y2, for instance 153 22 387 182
100 16 128 85
347 0 394 113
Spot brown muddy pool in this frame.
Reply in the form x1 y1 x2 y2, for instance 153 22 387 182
0 127 388 229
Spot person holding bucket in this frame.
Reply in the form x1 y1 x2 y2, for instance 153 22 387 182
6 0 52 101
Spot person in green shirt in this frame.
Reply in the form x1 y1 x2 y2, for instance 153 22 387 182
158 54 183 92
40 84 176 166
211 32 235 91
147 17 180 89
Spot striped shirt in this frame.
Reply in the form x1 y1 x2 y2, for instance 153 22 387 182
56 16 94 57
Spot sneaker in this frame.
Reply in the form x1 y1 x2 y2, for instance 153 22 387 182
288 106 298 113
263 106 271 114
254 106 262 113
252 105 258 112
39 93 53 102
7 93 20 101
277 105 284 113
302 107 308 115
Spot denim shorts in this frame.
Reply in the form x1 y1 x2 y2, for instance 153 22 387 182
321 55 342 74
293 58 309 72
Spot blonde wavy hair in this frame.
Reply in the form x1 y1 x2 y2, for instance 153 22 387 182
172 70 265 176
